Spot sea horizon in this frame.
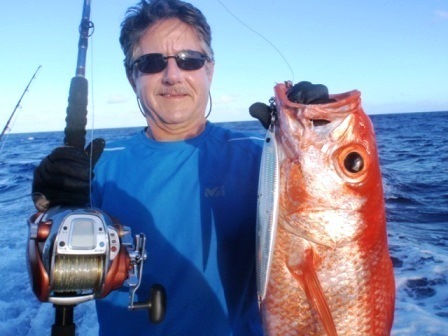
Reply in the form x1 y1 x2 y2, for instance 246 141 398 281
4 109 447 137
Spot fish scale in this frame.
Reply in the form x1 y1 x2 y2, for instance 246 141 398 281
257 82 395 335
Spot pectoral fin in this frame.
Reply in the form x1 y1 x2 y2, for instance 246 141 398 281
288 248 338 336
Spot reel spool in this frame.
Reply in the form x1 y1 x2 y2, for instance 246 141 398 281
27 206 166 323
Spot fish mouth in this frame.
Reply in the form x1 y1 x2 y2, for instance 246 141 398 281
274 83 363 160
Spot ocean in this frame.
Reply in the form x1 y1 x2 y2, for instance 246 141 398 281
0 111 447 335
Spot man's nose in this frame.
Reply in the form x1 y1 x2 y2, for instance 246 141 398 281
162 58 182 84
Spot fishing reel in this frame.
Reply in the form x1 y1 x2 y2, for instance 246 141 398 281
26 206 166 323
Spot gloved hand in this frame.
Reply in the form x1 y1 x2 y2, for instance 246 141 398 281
286 81 336 104
249 102 273 130
250 81 336 130
32 138 105 211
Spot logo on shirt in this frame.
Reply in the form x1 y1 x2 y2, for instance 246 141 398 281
204 185 226 198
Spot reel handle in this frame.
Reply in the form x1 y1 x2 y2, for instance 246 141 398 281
130 284 167 323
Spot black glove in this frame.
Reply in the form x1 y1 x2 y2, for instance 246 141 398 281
250 81 336 129
249 102 273 130
32 138 105 211
286 81 336 104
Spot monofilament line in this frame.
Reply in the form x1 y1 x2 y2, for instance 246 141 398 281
215 0 295 83
88 26 95 208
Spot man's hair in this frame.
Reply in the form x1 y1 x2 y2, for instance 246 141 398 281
120 0 214 74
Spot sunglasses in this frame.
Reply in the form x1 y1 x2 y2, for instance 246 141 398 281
132 50 211 74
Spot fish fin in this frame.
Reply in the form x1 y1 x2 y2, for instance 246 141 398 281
288 248 338 336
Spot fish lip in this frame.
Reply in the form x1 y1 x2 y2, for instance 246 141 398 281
275 82 361 110
274 82 362 130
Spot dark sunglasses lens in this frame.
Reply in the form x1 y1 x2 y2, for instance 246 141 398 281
177 51 207 70
178 57 206 70
135 51 209 73
138 54 166 74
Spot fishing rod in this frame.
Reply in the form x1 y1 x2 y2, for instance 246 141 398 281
0 65 42 141
27 2 166 335
64 0 94 150
52 1 94 334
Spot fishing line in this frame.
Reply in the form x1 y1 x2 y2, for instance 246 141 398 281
87 16 96 209
215 0 295 82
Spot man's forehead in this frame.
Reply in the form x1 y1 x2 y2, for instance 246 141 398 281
146 18 198 41
136 18 204 54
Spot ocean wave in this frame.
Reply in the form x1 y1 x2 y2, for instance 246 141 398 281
1 114 447 335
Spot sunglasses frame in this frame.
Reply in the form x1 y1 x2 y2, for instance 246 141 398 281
132 50 211 74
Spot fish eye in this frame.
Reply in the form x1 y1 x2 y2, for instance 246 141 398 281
344 152 364 173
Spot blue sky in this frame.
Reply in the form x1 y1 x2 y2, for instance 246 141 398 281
1 0 447 133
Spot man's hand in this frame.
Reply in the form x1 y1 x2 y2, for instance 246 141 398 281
32 138 105 211
250 81 336 130
286 81 336 104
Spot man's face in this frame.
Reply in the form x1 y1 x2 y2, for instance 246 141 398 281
129 18 214 138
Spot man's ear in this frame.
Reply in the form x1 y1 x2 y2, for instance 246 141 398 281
127 70 137 93
206 61 215 82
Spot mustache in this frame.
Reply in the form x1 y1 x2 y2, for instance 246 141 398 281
157 87 190 95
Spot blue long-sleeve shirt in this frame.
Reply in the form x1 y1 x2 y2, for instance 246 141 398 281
92 122 263 335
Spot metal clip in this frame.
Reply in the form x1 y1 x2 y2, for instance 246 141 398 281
268 97 278 132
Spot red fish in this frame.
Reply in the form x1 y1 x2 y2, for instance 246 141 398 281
259 82 395 335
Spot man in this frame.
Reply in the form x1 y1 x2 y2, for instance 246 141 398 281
33 0 263 335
